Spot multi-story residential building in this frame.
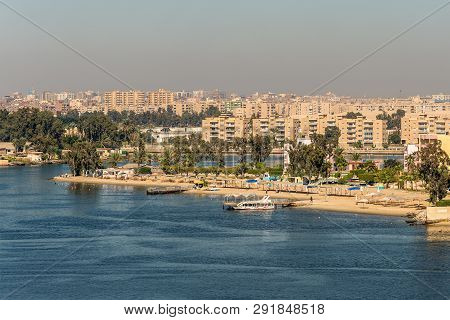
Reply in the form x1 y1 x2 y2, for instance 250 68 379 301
202 114 387 148
401 114 450 144
104 91 145 112
174 90 192 100
252 117 287 143
298 114 336 137
432 94 450 103
251 116 302 142
41 91 55 102
202 116 251 142
335 116 387 149
417 134 450 158
285 116 302 141
230 100 279 118
224 100 243 113
171 103 194 116
148 89 174 106
171 100 221 116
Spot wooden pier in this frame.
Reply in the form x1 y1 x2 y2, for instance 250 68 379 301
146 186 189 195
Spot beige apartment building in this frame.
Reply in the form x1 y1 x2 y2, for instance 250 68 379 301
252 117 287 143
246 117 301 142
171 103 194 116
231 100 279 118
202 116 251 142
335 116 387 149
171 101 221 116
202 114 387 148
104 91 145 112
223 96 450 120
284 117 302 141
401 114 450 144
148 89 174 106
295 114 386 148
251 117 303 142
299 114 336 137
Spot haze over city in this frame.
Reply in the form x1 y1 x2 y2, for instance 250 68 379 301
1 0 449 97
2 0 450 311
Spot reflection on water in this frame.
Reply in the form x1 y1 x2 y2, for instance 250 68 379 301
66 183 101 196
426 224 450 242
65 182 147 196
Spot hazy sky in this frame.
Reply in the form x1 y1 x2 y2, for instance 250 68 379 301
1 0 449 97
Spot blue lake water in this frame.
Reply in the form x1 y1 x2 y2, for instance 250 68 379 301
0 165 449 299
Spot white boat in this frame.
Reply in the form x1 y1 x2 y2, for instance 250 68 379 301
232 196 275 211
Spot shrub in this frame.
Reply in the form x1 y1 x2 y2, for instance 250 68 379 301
436 199 450 207
137 167 152 174
268 165 283 176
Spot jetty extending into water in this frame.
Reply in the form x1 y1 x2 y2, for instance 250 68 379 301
146 186 190 195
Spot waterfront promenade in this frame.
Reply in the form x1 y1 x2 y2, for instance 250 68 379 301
53 175 430 217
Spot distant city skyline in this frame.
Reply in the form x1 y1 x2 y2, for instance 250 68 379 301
3 88 449 99
1 0 449 97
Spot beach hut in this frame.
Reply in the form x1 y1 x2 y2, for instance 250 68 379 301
26 151 43 163
0 142 15 155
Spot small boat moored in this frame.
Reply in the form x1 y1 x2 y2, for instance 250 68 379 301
231 195 275 211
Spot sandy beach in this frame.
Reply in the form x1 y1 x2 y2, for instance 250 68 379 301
52 175 429 217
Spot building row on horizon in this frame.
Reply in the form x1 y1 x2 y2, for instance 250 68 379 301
102 90 450 117
5 89 450 103
202 113 450 149
2 89 450 117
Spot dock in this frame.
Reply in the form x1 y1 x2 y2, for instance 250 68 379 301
223 199 298 210
146 186 189 195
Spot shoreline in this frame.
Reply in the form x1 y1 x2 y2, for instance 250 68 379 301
52 176 421 217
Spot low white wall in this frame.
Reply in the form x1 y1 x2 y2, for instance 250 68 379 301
427 207 450 222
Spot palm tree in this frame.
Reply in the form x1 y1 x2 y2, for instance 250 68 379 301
350 153 361 162
404 154 418 190
333 147 347 172
12 137 27 153
121 120 138 145
212 139 227 168
146 153 154 166
133 137 147 167
108 152 121 168
159 146 175 173
232 137 248 166
189 133 203 166
360 160 378 173
66 141 101 176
